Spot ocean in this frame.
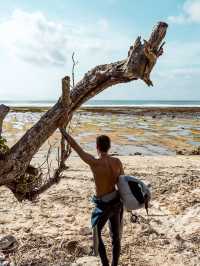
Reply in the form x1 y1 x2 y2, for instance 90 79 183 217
1 100 200 107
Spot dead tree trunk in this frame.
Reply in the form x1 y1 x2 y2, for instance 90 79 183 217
0 22 168 199
0 105 10 137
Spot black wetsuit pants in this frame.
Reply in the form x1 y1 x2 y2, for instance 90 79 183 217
95 201 123 266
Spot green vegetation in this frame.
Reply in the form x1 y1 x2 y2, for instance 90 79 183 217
0 136 9 154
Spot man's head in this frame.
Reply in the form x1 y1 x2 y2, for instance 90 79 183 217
96 135 111 153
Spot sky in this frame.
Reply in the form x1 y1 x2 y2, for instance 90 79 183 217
0 0 200 101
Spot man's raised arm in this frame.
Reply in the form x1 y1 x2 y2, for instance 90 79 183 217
60 128 97 166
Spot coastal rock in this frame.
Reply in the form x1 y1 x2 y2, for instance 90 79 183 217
176 150 184 155
134 152 142 155
190 146 200 155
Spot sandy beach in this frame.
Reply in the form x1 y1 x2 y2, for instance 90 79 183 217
0 156 199 265
0 107 200 265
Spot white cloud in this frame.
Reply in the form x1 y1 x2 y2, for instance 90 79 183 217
0 9 132 100
161 41 200 67
156 67 200 80
168 0 200 24
150 40 200 90
97 18 109 32
168 14 186 24
0 10 114 67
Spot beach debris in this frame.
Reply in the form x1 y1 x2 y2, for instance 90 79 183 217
64 240 91 258
0 235 18 253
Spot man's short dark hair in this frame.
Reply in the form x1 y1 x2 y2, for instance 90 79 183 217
96 135 111 152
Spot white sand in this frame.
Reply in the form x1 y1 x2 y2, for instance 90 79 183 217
0 156 199 265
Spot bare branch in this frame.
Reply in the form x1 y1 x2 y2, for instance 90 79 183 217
71 52 78 89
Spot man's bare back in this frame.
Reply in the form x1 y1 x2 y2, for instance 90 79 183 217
60 130 124 197
90 155 123 197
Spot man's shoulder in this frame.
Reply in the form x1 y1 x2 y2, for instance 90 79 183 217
110 156 123 165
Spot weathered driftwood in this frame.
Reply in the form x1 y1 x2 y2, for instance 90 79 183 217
0 105 10 136
0 22 168 199
60 76 72 168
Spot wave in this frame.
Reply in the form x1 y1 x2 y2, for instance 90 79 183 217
1 100 200 108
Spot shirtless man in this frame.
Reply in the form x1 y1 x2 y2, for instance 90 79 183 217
60 129 124 266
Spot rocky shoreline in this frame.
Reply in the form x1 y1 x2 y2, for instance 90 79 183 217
9 106 200 116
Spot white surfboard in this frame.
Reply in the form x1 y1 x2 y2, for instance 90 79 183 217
117 175 151 211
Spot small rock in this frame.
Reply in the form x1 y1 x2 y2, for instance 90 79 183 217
71 256 100 266
175 234 183 241
176 150 184 155
134 152 142 155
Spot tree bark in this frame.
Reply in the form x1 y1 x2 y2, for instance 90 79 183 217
0 104 10 137
0 22 168 196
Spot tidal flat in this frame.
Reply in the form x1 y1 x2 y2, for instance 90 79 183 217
3 106 200 156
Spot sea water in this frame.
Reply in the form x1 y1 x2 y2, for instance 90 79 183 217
1 100 200 107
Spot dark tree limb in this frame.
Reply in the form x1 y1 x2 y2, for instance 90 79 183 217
0 104 10 137
0 22 168 198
